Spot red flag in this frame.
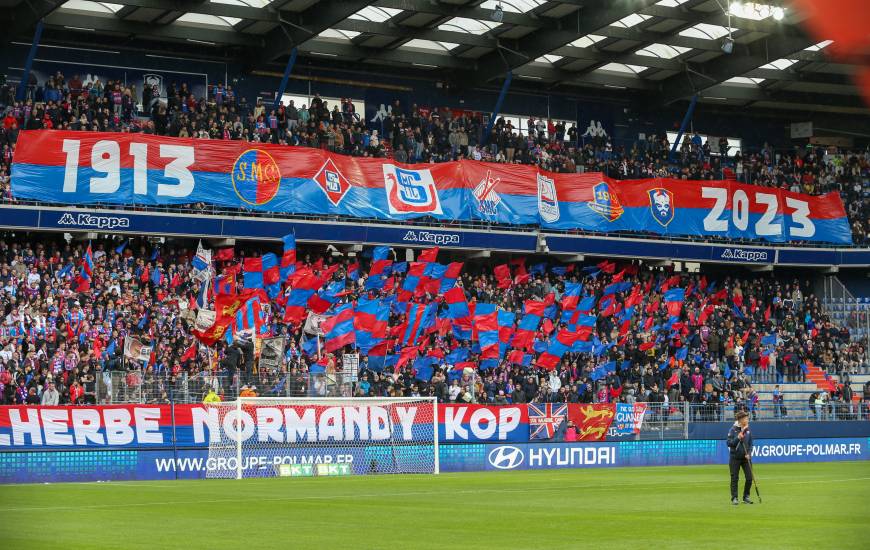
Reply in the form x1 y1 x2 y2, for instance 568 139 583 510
214 248 234 261
597 260 616 274
507 349 525 365
639 341 655 351
170 273 182 288
397 346 419 368
181 342 198 363
494 264 511 288
418 247 439 262
764 305 771 323
524 300 546 316
667 371 680 388
541 318 554 335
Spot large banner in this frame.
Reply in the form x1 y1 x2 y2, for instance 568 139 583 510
0 404 607 448
1 438 866 483
11 131 852 244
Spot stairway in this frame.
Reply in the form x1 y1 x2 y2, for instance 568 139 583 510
804 362 837 392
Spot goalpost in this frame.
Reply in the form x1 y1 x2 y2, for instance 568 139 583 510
203 397 439 479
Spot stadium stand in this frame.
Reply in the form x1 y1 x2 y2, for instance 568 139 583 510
0 233 866 424
0 75 867 246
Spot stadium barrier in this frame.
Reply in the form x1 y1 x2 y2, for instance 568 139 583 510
3 204 870 266
0 404 867 483
0 438 866 483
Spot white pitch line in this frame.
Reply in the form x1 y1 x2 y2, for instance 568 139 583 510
2 476 868 513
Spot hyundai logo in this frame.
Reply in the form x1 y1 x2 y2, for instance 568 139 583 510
488 446 524 470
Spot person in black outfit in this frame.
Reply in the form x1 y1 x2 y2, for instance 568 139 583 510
726 410 754 505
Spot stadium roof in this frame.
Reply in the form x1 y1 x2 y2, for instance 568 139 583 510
5 0 868 114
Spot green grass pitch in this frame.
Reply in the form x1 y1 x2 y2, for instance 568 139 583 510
2 461 868 550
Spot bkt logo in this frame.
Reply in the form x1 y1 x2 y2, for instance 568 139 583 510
402 231 460 245
57 212 130 230
383 164 443 215
488 446 525 470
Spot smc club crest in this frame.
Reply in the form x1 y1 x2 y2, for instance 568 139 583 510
231 149 281 206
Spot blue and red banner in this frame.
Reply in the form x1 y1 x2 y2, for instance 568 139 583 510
11 131 852 244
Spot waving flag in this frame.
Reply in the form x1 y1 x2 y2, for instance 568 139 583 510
283 270 323 324
537 329 577 370
372 246 391 261
445 347 470 365
399 262 424 297
494 264 512 289
512 313 541 351
420 262 448 296
418 247 439 262
473 303 499 355
444 287 470 320
55 263 73 281
439 261 464 294
74 243 95 292
402 303 437 347
308 280 346 314
347 262 360 282
577 295 596 313
321 303 355 352
355 299 390 337
280 233 296 281
214 247 234 262
213 273 236 296
192 240 212 281
603 281 632 296
196 279 211 310
590 361 616 381
575 314 597 341
561 282 582 310
664 287 685 317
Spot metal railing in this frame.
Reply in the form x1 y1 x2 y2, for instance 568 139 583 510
95 369 360 403
822 276 870 359
94 372 869 423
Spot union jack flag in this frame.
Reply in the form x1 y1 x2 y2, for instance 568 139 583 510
528 403 567 440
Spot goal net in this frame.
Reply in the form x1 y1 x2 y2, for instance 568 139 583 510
203 397 438 479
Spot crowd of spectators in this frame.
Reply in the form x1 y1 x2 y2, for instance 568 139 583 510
0 235 867 424
0 72 867 245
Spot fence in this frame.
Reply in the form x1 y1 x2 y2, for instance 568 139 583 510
96 370 360 404
94 373 868 425
822 276 870 360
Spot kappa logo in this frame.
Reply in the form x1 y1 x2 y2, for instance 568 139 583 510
536 173 560 223
488 445 525 470
402 231 460 245
57 213 130 230
648 187 675 227
719 248 770 262
472 170 502 217
581 120 609 138
587 182 624 222
313 158 352 206
383 164 443 215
